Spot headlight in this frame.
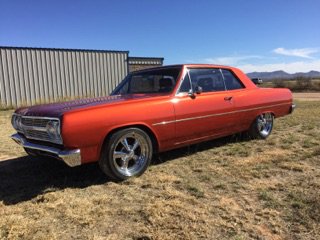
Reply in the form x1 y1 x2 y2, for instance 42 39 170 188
17 116 22 130
11 114 22 131
11 115 17 129
46 120 61 139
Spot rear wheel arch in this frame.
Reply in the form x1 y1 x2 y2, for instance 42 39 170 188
250 110 275 125
268 111 276 118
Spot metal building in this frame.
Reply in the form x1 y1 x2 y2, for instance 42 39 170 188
0 46 129 107
128 57 164 72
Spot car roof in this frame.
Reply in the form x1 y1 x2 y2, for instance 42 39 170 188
131 64 235 74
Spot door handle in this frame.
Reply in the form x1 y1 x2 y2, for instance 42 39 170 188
224 96 233 101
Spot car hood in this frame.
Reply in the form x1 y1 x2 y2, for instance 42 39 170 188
15 94 162 118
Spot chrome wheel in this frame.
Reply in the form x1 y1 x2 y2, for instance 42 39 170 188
112 131 151 177
257 113 273 137
99 128 153 181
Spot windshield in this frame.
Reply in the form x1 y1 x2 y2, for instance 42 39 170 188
111 67 182 95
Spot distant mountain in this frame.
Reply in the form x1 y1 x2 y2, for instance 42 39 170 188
247 70 320 81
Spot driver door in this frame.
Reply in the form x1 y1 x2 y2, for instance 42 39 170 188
173 68 237 146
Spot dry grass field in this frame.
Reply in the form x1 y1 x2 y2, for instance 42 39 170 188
260 79 320 92
0 98 319 239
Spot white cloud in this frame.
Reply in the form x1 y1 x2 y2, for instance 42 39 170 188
201 49 320 73
237 60 320 73
273 47 318 59
205 55 262 65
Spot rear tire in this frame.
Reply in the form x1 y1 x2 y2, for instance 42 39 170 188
99 128 153 181
248 113 274 139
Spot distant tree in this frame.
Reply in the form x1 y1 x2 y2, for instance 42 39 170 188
272 79 285 88
295 76 312 91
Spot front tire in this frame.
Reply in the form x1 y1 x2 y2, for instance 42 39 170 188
99 128 153 181
249 113 274 139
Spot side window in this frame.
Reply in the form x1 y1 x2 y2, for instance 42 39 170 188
118 81 129 94
130 75 155 93
189 68 226 92
221 69 244 90
178 72 192 93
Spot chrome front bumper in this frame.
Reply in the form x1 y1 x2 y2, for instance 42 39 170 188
11 133 81 167
290 103 296 113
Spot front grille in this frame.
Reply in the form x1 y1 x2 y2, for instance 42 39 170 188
21 118 48 127
24 129 51 141
19 116 62 144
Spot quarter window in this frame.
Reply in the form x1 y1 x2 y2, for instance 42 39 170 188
178 72 192 93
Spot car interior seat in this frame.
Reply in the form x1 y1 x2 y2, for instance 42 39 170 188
159 77 174 93
197 77 213 92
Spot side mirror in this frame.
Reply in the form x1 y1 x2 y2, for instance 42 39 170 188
195 86 202 94
188 89 195 98
188 86 202 98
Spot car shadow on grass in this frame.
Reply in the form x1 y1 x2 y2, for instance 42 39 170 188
153 133 252 165
0 156 107 205
0 133 253 205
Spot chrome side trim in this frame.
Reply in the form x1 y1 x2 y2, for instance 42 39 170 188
152 102 290 126
11 133 81 167
153 120 176 126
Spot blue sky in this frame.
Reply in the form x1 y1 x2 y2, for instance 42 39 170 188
1 0 320 73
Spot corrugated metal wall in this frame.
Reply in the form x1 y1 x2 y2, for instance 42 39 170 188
0 47 129 107
128 57 164 72
128 57 164 65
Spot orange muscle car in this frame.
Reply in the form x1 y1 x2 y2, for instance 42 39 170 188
11 64 295 180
